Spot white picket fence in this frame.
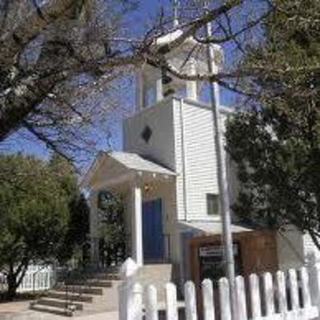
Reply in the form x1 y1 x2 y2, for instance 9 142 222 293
118 258 320 320
17 265 55 293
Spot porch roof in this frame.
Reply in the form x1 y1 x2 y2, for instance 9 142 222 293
81 151 175 190
108 151 175 176
179 221 252 236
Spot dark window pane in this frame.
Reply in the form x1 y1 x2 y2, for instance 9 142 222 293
207 193 220 216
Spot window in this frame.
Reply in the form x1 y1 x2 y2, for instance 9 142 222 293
144 85 156 108
206 194 220 216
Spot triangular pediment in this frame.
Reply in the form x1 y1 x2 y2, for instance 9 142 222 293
81 151 175 190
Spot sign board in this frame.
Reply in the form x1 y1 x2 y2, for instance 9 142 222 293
199 245 239 258
198 243 242 283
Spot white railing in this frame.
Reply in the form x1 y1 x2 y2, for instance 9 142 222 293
118 258 320 320
17 265 56 293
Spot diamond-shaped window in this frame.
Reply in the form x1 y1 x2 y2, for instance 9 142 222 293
141 126 152 143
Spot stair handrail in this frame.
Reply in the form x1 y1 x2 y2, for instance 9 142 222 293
60 266 92 314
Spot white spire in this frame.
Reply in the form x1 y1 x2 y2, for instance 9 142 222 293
173 0 180 27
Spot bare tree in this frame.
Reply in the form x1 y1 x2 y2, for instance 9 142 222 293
0 0 272 166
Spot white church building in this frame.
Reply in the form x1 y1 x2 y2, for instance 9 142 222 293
81 28 320 282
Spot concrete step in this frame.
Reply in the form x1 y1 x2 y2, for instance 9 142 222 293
30 303 74 317
36 297 83 310
55 285 103 295
64 279 113 287
96 272 121 280
46 290 93 302
27 270 124 317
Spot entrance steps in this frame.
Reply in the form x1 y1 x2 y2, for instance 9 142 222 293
33 297 84 310
29 271 121 317
64 279 113 288
54 284 104 295
29 264 173 316
46 290 93 302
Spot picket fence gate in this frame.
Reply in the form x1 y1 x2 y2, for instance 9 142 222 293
17 265 55 293
118 258 320 320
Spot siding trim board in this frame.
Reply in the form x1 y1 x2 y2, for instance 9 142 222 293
179 99 189 221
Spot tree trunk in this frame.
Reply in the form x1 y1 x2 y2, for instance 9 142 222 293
5 262 28 300
6 271 18 301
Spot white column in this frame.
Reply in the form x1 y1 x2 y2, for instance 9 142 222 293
132 184 143 266
156 77 163 102
136 71 144 111
186 59 197 100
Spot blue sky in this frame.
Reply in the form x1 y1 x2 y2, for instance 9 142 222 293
1 0 173 162
0 0 265 169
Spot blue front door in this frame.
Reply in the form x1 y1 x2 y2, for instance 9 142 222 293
142 199 164 261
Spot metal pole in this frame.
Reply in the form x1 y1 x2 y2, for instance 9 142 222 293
204 17 237 319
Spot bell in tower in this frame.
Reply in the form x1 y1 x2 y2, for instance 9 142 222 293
135 3 224 111
161 67 174 97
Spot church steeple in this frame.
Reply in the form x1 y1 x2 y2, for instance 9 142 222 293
135 1 224 112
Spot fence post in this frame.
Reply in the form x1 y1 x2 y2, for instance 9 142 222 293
235 276 247 320
184 281 197 320
276 270 287 313
145 284 158 320
249 273 261 318
219 278 231 320
165 282 178 320
301 267 311 308
202 279 215 320
308 262 320 319
118 257 141 320
263 272 275 315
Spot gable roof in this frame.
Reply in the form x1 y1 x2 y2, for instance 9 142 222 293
108 151 175 176
81 151 175 189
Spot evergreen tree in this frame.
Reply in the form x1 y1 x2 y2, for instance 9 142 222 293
226 0 320 247
97 190 126 267
0 154 70 299
49 155 90 265
0 153 90 299
58 193 90 265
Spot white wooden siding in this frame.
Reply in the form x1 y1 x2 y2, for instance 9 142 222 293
123 98 176 171
173 99 228 220
124 96 232 222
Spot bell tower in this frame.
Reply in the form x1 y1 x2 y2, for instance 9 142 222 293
125 20 224 172
135 28 223 112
